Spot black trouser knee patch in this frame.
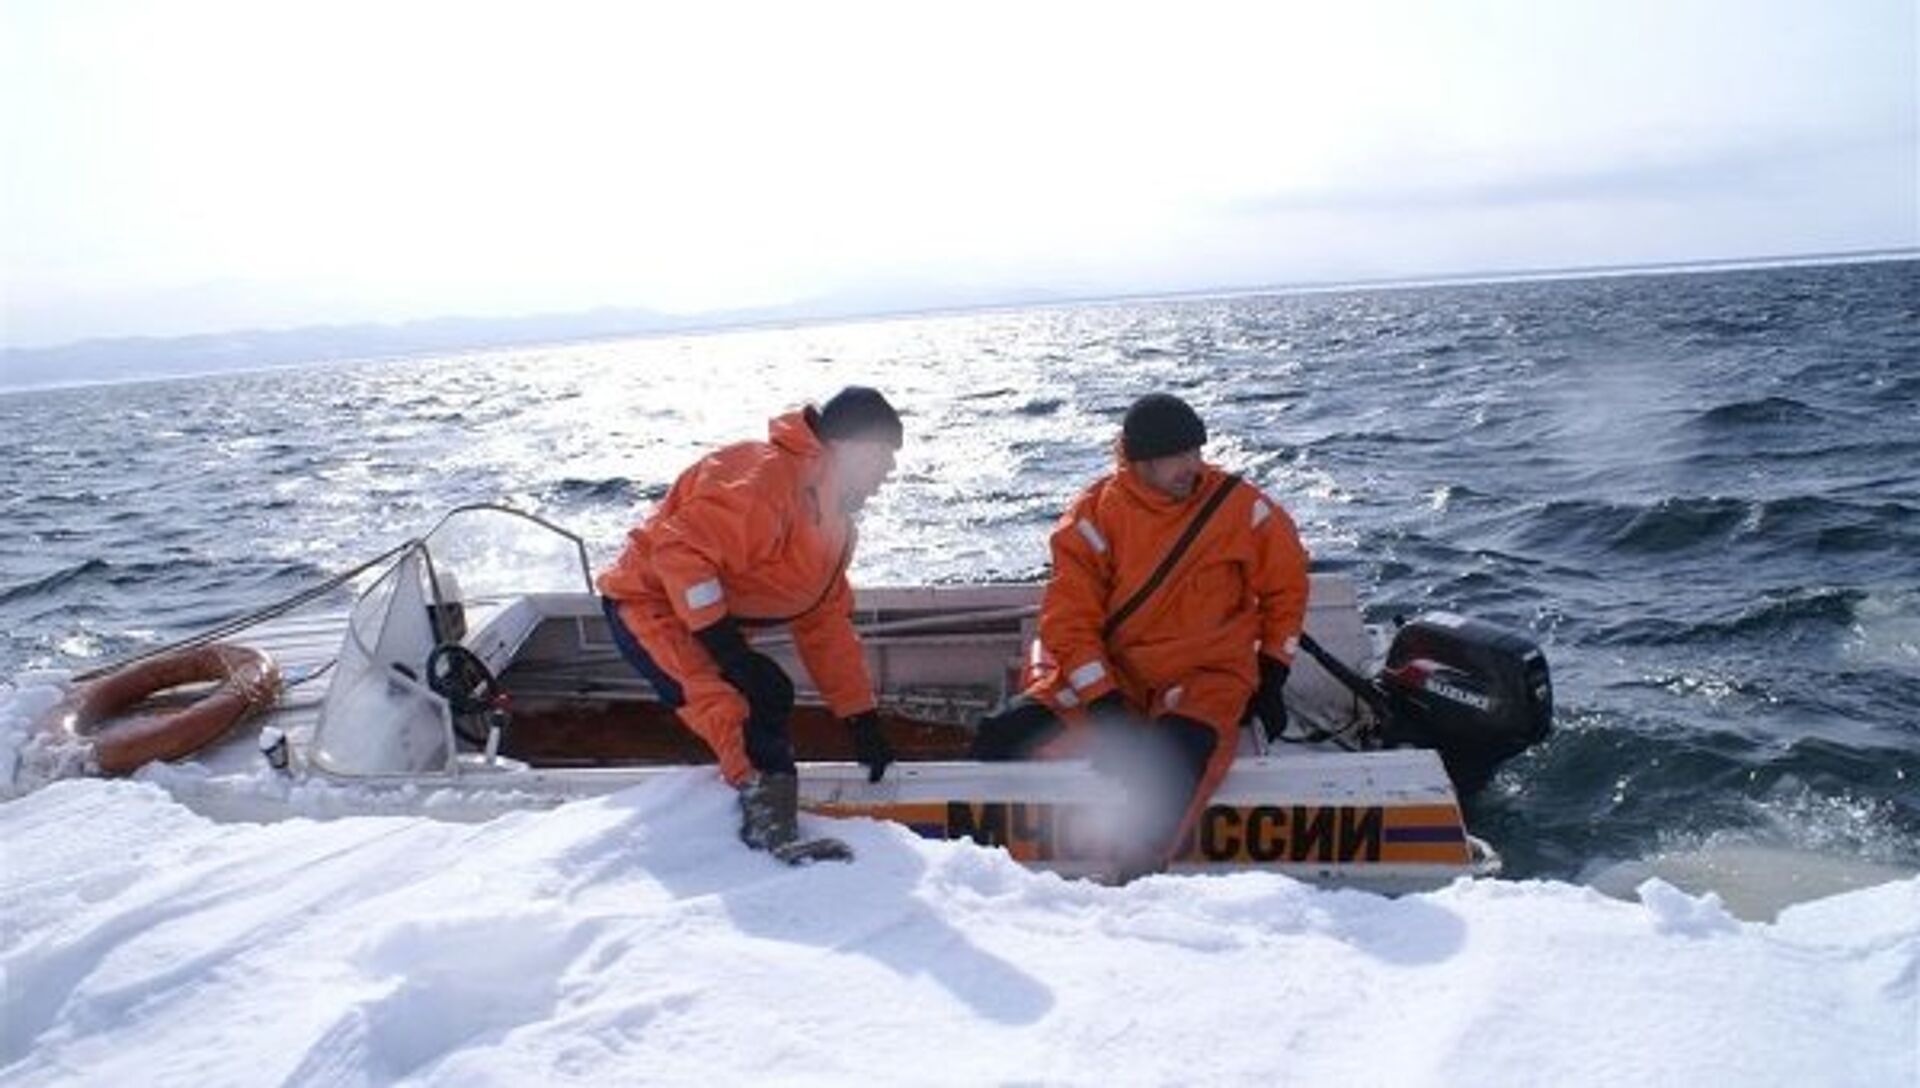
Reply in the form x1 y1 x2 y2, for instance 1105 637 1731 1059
744 707 796 776
740 667 796 776
1130 714 1219 854
1159 714 1219 788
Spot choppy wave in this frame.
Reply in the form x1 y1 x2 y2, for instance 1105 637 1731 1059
0 559 110 605
1692 395 1832 428
1591 587 1862 647
1506 494 1916 562
542 476 654 506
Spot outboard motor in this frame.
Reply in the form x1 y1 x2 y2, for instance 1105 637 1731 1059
1378 613 1552 794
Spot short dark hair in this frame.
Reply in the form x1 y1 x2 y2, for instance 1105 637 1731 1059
816 386 904 449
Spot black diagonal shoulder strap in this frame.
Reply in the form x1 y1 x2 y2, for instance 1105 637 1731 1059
736 532 855 629
733 479 859 629
1101 473 1244 641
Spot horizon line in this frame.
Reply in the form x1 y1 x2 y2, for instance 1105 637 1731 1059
3 246 1913 394
10 244 1918 359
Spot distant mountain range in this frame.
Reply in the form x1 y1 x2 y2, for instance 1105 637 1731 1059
4 247 1912 391
0 282 1075 391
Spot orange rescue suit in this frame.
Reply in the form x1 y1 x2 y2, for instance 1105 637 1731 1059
598 409 877 784
1026 462 1310 844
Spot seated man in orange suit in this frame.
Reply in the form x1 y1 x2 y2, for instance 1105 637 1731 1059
973 392 1310 877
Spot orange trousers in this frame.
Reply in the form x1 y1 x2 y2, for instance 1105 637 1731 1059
611 598 758 785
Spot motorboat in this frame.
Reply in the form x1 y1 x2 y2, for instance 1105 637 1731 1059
34 505 1553 892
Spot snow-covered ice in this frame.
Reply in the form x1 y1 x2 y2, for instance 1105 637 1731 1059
2 763 1914 1087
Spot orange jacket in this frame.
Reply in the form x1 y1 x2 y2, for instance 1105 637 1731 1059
597 409 877 718
1035 463 1309 709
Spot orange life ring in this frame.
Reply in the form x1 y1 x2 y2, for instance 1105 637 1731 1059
52 644 282 775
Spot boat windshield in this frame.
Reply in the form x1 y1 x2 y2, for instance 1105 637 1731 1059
418 504 594 607
312 505 594 777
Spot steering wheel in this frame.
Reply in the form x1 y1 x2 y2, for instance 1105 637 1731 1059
426 643 505 746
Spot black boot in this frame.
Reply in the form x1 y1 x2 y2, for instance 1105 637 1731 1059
736 772 855 865
738 772 800 852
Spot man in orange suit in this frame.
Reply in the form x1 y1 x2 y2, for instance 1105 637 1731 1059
599 387 901 858
972 392 1310 878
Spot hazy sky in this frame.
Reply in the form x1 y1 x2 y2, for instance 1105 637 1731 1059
3 0 1914 349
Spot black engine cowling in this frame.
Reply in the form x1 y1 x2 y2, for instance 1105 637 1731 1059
1378 613 1552 794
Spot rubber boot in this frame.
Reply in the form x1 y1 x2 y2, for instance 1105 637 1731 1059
737 771 800 852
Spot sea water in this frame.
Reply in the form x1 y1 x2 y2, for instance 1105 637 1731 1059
3 258 1915 896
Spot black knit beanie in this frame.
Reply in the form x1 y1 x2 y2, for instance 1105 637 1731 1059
1121 393 1207 461
816 386 904 449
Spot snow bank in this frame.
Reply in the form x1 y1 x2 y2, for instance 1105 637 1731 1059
2 774 1912 1087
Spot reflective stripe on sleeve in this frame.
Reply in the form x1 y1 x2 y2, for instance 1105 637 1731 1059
684 578 724 611
1075 519 1109 554
1251 499 1272 529
1069 660 1107 692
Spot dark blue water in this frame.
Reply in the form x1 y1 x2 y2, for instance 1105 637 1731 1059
4 259 1917 878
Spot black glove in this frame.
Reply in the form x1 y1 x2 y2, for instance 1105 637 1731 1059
846 710 894 783
1252 656 1291 743
696 617 794 724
